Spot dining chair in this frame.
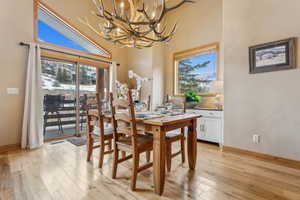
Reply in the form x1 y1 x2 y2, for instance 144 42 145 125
85 93 114 168
43 94 64 135
147 95 151 111
165 95 186 172
110 90 153 191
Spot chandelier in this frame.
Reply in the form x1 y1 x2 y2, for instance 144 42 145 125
80 0 193 48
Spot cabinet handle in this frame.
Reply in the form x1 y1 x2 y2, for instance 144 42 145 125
200 124 205 132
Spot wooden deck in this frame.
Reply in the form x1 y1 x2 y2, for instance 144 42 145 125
44 126 76 140
44 126 87 140
0 142 300 200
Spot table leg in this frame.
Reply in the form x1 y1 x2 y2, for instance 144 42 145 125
152 126 166 195
187 118 197 170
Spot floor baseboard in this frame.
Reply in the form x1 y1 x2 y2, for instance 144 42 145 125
223 146 300 170
0 143 21 154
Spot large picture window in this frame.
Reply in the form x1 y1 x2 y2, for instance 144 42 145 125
35 1 111 58
174 43 219 96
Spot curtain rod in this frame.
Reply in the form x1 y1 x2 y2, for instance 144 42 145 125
19 42 120 66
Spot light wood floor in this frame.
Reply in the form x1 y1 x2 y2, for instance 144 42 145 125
1 141 300 200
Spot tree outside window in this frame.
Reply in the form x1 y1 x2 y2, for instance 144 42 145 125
174 44 218 95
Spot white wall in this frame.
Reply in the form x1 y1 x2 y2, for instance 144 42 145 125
223 0 300 161
0 0 33 147
152 46 165 108
127 46 165 108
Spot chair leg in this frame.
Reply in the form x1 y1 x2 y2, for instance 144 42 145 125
98 142 105 168
112 147 119 179
180 129 186 163
166 142 172 172
121 151 126 158
56 111 63 134
55 111 61 135
108 139 112 151
180 137 185 164
131 153 140 191
87 136 94 162
43 112 48 136
146 151 151 162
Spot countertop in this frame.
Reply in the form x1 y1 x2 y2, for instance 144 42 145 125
188 107 223 111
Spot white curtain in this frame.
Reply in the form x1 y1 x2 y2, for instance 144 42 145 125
21 44 44 149
109 61 117 96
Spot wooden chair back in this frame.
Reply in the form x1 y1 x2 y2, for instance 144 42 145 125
147 95 151 111
110 90 139 149
85 93 105 137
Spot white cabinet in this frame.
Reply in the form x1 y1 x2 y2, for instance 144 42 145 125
202 118 221 143
197 118 206 139
187 109 223 145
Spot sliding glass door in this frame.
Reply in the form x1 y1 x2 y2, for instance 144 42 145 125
78 65 97 135
41 59 77 139
41 59 107 140
78 65 110 135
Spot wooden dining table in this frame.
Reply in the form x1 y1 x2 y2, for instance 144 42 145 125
98 111 202 195
141 113 201 195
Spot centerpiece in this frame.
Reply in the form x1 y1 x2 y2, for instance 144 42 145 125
185 91 201 109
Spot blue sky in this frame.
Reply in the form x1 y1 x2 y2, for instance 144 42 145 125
180 52 217 74
38 20 88 52
190 52 216 73
38 19 217 77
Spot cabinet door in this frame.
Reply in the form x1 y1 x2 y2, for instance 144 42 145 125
197 118 206 140
204 118 221 143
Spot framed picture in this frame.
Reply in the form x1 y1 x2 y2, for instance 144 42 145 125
249 38 297 74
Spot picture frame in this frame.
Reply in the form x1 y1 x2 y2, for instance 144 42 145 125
249 38 297 74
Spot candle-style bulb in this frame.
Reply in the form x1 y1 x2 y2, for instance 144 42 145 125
120 1 124 8
152 11 156 18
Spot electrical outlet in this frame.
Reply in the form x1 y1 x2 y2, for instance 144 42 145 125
7 88 19 95
253 134 261 144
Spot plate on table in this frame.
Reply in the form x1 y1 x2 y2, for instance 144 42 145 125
135 112 162 119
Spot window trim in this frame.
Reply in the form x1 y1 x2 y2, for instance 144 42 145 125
34 0 112 60
41 49 110 69
173 42 219 97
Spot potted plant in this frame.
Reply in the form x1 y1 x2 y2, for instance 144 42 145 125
185 91 202 109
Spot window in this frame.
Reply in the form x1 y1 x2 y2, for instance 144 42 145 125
34 2 111 140
35 1 110 58
174 43 219 96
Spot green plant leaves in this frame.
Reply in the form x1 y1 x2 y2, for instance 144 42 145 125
185 91 202 102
